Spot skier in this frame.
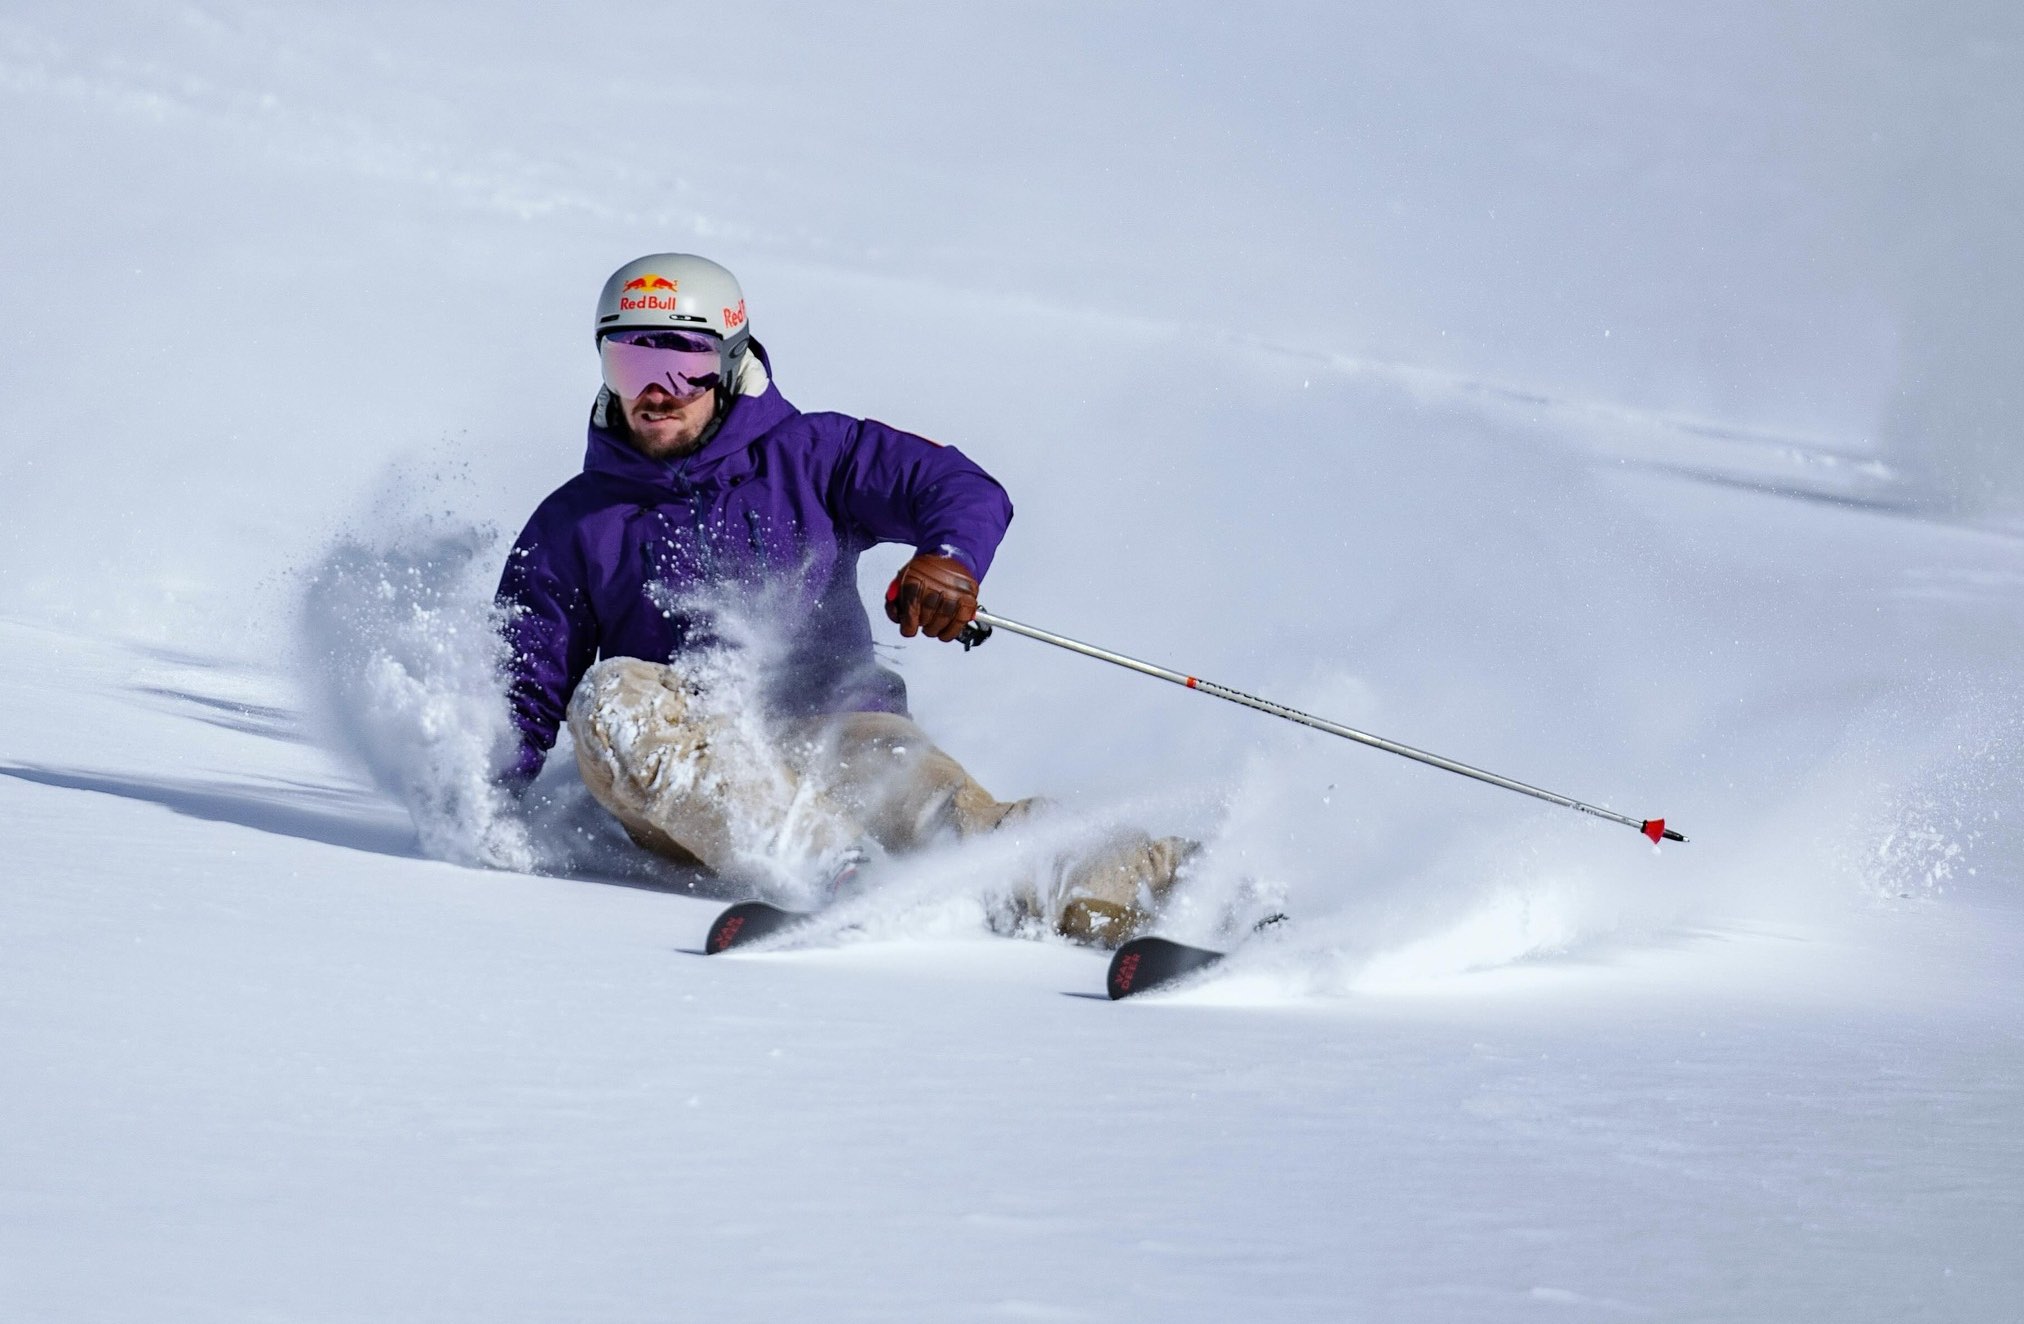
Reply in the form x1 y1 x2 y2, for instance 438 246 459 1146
494 253 1192 944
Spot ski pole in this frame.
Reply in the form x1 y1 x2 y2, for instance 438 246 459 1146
958 609 1685 845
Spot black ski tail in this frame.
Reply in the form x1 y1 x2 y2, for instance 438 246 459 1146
1106 936 1226 999
704 901 810 954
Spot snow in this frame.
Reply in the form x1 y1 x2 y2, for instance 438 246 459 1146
4 2 2022 1319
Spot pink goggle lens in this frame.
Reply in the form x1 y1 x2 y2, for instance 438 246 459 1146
600 330 723 402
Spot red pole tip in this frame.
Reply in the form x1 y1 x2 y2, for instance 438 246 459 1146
1642 818 1666 844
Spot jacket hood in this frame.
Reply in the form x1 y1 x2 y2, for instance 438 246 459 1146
581 341 794 487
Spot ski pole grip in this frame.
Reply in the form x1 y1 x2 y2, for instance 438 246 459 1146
958 618 993 651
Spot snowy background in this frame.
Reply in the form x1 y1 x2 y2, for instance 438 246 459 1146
3 2 2021 1319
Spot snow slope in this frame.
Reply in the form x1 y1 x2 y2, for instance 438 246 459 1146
3 2 2022 1319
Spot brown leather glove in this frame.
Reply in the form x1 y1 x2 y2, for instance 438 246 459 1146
884 552 979 642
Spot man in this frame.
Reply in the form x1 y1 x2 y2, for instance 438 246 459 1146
495 253 1189 944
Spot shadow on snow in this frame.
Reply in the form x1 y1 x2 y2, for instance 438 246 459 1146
0 762 421 859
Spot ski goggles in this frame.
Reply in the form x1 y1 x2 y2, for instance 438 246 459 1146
599 328 724 402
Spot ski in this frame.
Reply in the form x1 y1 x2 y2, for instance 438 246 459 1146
1106 936 1227 998
710 902 1272 1000
704 900 815 954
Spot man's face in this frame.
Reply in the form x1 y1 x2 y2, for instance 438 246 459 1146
622 384 717 460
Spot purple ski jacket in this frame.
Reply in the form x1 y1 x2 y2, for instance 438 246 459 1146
494 345 1013 785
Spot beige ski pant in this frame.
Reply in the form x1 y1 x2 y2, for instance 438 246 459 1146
566 657 1189 944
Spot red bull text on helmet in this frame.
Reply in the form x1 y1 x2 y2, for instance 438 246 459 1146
618 274 681 309
615 275 680 313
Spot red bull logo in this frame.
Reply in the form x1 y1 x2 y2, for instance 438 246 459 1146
618 273 681 313
722 299 747 330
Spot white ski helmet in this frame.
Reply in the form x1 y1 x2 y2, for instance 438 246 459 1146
594 253 753 363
